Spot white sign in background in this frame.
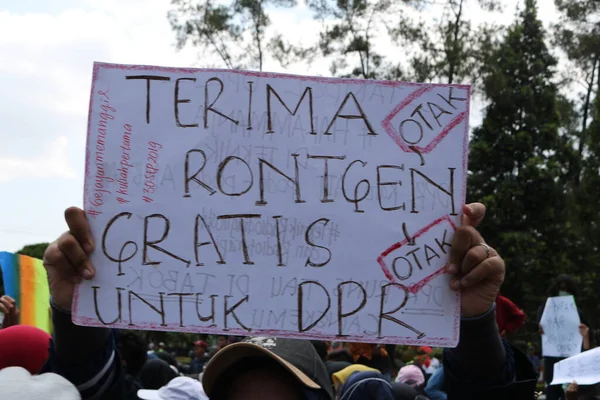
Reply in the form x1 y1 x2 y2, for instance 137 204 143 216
551 347 600 386
540 296 582 358
73 62 470 346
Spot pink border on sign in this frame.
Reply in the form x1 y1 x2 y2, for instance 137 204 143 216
70 314 459 347
377 215 458 283
75 62 470 347
376 216 461 345
381 85 470 154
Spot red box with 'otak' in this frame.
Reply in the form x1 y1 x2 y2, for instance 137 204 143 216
381 85 469 156
377 216 458 294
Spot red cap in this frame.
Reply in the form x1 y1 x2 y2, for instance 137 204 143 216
417 346 433 354
194 340 208 348
0 325 51 374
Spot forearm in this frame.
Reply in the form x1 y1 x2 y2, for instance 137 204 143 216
447 305 505 379
47 301 120 399
583 336 590 350
51 300 111 363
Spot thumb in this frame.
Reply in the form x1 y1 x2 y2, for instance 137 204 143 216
462 203 486 228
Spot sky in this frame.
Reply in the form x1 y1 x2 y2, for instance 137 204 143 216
0 0 560 252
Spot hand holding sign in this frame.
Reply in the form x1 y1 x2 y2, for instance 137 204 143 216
43 202 505 334
61 64 474 345
43 207 95 311
448 203 505 318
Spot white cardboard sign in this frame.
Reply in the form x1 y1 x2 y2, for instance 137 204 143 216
73 62 470 346
551 347 600 386
540 296 582 358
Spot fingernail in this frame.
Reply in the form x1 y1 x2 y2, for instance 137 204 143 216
83 268 93 279
450 279 460 290
461 277 469 287
84 243 94 254
447 264 457 274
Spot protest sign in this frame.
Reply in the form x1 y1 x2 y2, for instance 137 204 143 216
551 347 600 386
540 295 582 358
73 62 470 346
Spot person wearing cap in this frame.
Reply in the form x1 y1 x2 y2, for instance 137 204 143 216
0 366 81 400
0 324 52 374
332 364 379 395
138 376 208 400
189 340 209 374
202 336 334 399
396 364 426 389
337 370 395 400
40 203 537 399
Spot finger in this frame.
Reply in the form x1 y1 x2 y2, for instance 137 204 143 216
461 244 497 276
43 242 85 285
0 295 15 305
447 263 458 275
0 297 13 312
0 304 8 314
461 203 486 227
450 225 485 270
460 257 505 288
65 207 94 254
57 232 95 279
449 277 461 291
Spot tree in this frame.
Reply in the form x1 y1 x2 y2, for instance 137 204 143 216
571 94 600 320
552 0 600 322
389 0 502 87
168 0 302 70
308 0 409 79
553 0 600 185
467 0 567 329
17 243 50 260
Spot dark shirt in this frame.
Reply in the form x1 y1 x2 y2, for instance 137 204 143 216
189 356 207 374
444 305 537 399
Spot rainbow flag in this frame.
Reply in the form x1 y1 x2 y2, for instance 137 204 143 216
0 252 51 333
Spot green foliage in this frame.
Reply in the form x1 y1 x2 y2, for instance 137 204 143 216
468 0 569 334
168 0 301 70
17 243 50 260
163 0 600 343
307 0 399 78
389 0 502 86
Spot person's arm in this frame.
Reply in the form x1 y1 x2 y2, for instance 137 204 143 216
43 301 120 399
444 306 506 381
443 203 537 398
41 207 124 399
580 324 591 350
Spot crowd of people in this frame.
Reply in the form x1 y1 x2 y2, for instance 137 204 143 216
0 202 594 399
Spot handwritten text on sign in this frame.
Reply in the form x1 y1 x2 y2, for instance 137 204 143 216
551 347 600 386
73 62 470 346
540 296 582 358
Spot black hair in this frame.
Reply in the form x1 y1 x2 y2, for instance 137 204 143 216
116 331 148 377
311 341 328 362
547 274 578 297
327 348 354 364
155 351 178 368
211 356 304 400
